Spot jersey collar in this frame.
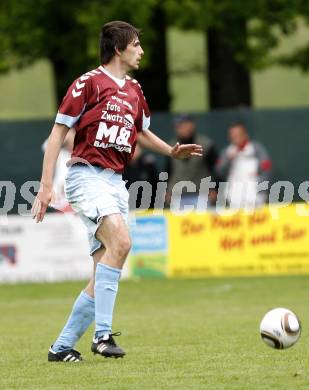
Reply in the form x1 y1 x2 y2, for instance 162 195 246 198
98 65 126 88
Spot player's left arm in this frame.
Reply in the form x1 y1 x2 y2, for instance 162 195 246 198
137 129 203 159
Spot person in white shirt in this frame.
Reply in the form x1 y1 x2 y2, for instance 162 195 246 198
216 122 272 209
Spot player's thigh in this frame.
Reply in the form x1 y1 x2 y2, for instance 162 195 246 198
95 213 131 255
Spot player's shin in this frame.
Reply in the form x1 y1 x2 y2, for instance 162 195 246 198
52 290 95 352
94 263 121 338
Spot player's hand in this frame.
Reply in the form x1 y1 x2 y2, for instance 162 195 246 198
31 184 53 223
171 142 203 159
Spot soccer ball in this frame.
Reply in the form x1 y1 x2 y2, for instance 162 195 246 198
260 308 301 349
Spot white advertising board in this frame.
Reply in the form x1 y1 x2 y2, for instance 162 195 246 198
0 213 131 283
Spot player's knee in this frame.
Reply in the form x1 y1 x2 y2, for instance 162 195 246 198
111 235 131 261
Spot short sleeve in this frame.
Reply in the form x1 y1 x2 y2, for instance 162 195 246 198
55 75 92 128
135 83 151 132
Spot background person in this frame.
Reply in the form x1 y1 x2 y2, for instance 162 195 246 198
123 144 158 210
216 122 272 209
166 114 218 210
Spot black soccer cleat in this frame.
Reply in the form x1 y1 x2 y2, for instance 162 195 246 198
91 332 125 358
48 346 83 362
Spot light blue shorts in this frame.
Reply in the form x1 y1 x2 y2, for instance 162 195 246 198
65 164 129 255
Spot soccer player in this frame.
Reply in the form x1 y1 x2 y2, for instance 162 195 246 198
32 21 203 362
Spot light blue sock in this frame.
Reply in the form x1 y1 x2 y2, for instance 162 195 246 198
94 263 121 339
53 290 95 352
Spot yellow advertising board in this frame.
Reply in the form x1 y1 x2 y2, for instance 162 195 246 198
167 204 309 277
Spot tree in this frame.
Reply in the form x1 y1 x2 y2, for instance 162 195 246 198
276 1 309 72
164 0 305 109
2 0 308 111
0 0 90 105
135 2 170 110
206 15 251 108
0 0 170 109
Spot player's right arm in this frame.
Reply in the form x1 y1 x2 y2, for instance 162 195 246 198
32 72 91 222
32 123 70 223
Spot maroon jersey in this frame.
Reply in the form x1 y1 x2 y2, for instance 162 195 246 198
55 66 151 173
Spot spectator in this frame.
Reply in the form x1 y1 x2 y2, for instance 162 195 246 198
166 114 218 210
123 144 158 210
216 122 272 209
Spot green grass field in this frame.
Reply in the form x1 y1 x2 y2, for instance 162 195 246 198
1 276 309 390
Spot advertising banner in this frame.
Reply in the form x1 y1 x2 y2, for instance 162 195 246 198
130 215 168 277
0 213 92 283
167 204 309 277
1 204 308 282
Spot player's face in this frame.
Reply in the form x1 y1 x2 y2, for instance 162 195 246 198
120 38 144 70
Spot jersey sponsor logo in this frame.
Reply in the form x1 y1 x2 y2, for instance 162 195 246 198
94 121 132 153
101 101 134 129
117 90 128 96
111 95 133 111
124 114 133 124
106 101 121 112
124 114 134 129
101 111 123 124
93 141 131 153
100 112 133 129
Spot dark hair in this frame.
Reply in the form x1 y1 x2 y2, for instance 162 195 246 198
173 113 194 125
229 121 247 131
100 21 141 64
